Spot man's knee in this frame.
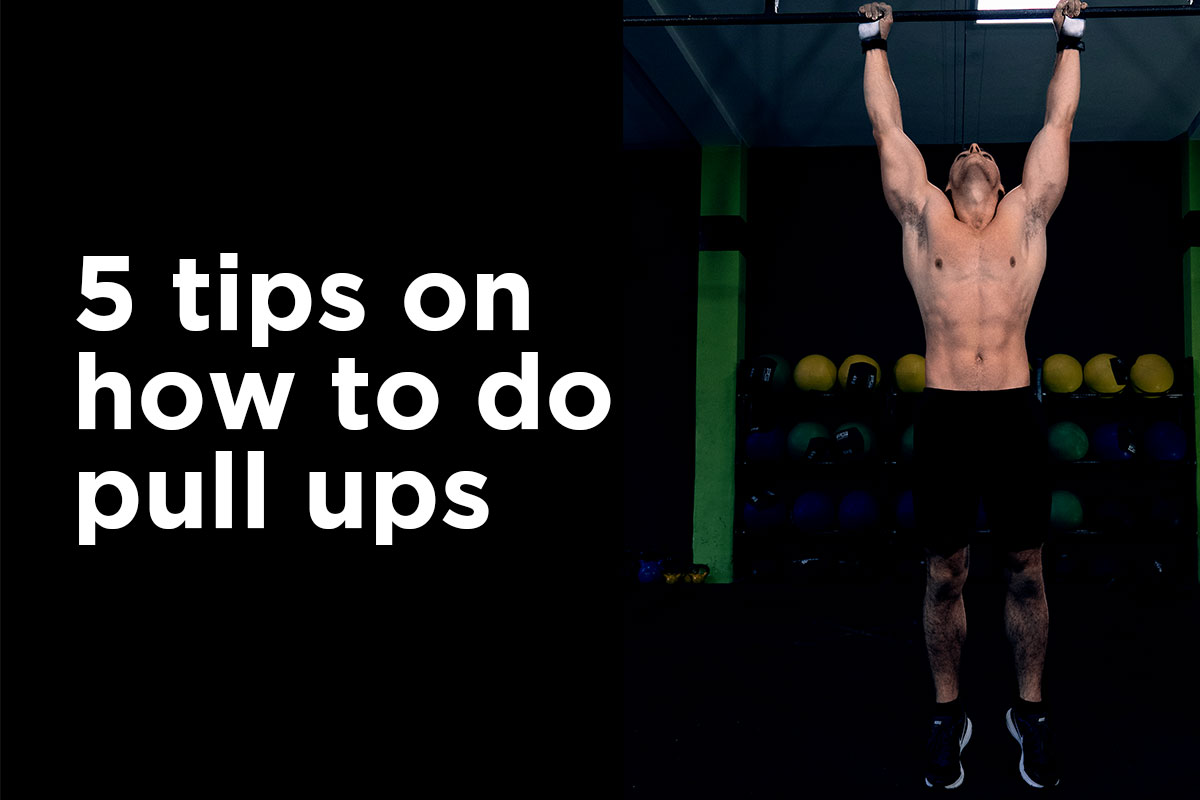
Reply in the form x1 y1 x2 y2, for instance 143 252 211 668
926 546 969 600
1004 546 1044 597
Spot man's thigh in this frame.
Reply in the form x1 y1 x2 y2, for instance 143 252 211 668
913 390 980 556
982 391 1051 552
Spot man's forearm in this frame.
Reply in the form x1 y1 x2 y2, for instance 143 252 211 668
1044 44 1081 129
864 50 904 134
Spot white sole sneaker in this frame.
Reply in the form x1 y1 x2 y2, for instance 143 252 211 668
1006 708 1060 788
925 715 972 789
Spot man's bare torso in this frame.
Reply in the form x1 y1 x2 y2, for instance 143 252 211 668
902 185 1045 391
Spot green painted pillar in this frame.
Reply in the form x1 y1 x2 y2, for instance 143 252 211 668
693 147 747 584
1183 138 1200 583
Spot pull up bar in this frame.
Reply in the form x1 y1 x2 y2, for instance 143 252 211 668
623 4 1198 27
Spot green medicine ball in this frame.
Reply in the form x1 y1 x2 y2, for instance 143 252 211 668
1050 490 1084 530
787 421 832 460
1043 354 1083 393
1048 421 1089 461
794 354 837 392
834 421 874 456
756 353 793 394
900 424 915 462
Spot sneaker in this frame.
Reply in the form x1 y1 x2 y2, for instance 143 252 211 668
1005 707 1061 788
924 711 972 789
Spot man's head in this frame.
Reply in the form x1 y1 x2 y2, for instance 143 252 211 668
945 143 1005 219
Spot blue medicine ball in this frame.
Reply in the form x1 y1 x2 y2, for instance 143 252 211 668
1149 496 1183 530
1144 421 1186 461
744 490 787 531
838 490 879 532
791 491 836 533
1095 498 1135 531
745 427 786 463
1092 423 1136 462
896 490 915 530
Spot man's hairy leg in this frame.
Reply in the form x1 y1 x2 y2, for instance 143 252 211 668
924 545 969 702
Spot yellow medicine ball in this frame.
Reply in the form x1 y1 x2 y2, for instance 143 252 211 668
1042 354 1083 394
1083 353 1126 394
894 354 926 393
838 354 881 391
794 354 838 392
1130 354 1174 395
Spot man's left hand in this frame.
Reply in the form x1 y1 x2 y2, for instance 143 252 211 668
1053 0 1087 37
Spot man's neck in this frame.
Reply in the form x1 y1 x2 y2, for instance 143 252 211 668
951 187 998 231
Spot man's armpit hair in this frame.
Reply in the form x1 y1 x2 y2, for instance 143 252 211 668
1024 199 1048 242
898 198 928 248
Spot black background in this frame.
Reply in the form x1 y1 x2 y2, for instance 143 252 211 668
3 7 620 793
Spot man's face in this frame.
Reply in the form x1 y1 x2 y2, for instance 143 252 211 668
947 143 1001 192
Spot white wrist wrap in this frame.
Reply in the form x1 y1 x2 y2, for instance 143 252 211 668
859 20 881 40
1060 17 1085 37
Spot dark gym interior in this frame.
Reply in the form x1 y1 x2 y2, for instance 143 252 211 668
623 4 1200 794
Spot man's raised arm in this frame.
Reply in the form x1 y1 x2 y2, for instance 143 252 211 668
1020 0 1086 225
861 2 932 226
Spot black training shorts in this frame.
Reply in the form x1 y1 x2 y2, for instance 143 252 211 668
912 385 1051 557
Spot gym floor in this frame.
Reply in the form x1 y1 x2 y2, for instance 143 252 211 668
624 574 1200 798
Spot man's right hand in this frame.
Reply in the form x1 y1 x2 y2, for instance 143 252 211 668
1052 0 1087 37
859 2 893 39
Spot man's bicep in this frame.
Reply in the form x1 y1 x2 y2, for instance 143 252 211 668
1021 124 1071 221
876 128 930 221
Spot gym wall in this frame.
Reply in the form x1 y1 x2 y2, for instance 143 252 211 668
745 142 1183 363
624 147 702 559
624 139 1189 568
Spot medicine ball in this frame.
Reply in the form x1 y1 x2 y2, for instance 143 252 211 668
1144 421 1186 461
894 353 926 393
1148 496 1183 530
1095 497 1136 532
1130 354 1174 395
1083 353 1127 394
1048 421 1089 461
837 354 881 392
787 421 832 461
896 490 915 530
833 421 874 459
1092 422 1136 461
745 426 786 463
837 490 879 532
744 489 787 531
1042 354 1083 394
1050 490 1084 530
791 491 837 533
746 353 793 395
900 423 915 462
794 354 837 392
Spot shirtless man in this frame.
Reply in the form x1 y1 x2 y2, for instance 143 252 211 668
859 0 1086 789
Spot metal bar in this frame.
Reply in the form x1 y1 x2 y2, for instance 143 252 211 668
624 5 1199 27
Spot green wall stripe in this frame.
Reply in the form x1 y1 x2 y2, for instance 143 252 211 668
1189 140 1200 214
693 251 745 584
700 147 748 219
694 146 747 584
